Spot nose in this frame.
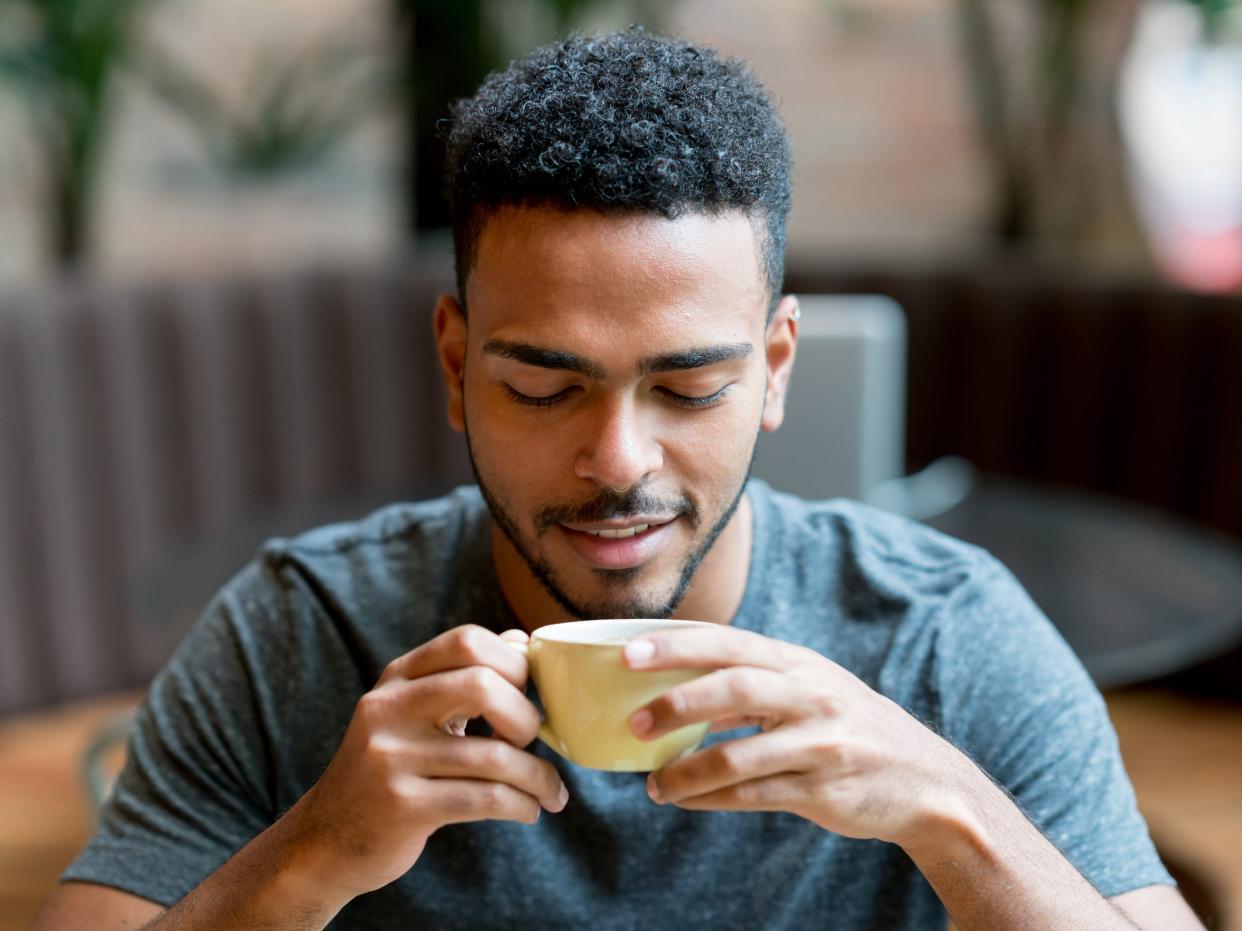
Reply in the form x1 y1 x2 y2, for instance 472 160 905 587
573 394 664 491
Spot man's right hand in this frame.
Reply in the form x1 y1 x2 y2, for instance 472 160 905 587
286 623 569 903
34 624 567 930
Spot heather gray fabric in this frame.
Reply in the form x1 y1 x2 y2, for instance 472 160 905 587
64 479 1173 929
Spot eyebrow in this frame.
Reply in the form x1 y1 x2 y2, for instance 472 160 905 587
483 339 607 380
482 339 752 380
637 343 753 375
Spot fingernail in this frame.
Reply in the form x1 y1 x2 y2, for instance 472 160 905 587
557 783 569 809
625 639 655 665
630 708 653 737
647 774 663 803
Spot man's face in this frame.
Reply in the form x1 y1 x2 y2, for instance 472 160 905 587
436 205 794 620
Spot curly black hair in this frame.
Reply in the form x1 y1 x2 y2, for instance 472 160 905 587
444 27 792 313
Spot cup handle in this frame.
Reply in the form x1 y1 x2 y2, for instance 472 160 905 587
503 637 568 759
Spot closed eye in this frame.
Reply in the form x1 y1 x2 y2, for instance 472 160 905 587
656 385 733 408
502 383 734 409
502 384 576 407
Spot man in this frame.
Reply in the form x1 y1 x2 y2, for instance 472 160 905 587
38 27 1201 930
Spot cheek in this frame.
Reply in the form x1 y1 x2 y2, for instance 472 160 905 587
464 389 568 497
662 400 764 487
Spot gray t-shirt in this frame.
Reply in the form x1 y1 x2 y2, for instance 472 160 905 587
64 479 1172 929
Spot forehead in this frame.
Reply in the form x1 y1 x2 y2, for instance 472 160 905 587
466 206 767 355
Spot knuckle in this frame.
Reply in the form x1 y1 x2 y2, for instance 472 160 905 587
380 774 413 807
660 686 690 720
466 664 500 696
361 733 399 775
809 733 847 767
455 624 491 662
479 781 509 809
355 688 393 724
714 745 746 779
733 667 764 701
809 689 844 718
475 740 509 772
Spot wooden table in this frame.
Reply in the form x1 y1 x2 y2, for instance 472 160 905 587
1105 687 1242 930
1 689 1239 930
0 692 141 929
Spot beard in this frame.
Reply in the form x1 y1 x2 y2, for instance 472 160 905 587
465 426 755 621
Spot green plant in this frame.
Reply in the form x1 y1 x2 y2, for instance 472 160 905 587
816 0 1131 249
1180 0 1242 41
0 0 155 265
139 40 387 182
954 0 1103 245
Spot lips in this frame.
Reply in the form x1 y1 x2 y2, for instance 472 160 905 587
582 523 651 539
558 518 678 570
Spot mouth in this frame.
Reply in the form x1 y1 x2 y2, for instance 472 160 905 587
563 517 677 539
557 517 680 570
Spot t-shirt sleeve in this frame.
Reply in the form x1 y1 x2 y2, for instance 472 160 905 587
61 562 282 906
934 556 1174 899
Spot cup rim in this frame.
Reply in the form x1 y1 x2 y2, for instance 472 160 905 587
530 618 715 644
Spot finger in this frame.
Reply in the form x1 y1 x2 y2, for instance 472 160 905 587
498 628 530 645
385 666 543 747
421 777 544 827
647 727 808 805
622 626 817 674
630 667 818 740
381 625 528 689
416 734 568 813
664 772 811 814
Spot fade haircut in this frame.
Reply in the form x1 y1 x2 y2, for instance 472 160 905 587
443 26 792 316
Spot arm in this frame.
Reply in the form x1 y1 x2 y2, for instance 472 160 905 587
945 887 1198 931
623 627 1203 931
32 883 162 930
34 788 356 931
906 757 1201 930
33 626 567 930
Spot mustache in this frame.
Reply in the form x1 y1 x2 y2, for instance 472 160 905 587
535 486 699 534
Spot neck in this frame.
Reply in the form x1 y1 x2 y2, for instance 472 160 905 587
492 490 754 632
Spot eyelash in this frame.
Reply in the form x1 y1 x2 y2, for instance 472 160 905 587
502 384 732 409
503 384 572 408
663 386 732 408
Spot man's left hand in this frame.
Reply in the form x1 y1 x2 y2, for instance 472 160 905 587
626 625 978 847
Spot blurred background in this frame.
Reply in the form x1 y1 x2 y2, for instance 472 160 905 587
1 0 1241 926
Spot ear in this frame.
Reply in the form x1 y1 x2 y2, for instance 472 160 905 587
761 295 799 432
433 293 468 433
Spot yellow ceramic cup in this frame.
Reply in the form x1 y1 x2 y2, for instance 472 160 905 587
519 618 715 772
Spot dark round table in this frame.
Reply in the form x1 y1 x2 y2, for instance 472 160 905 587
927 477 1242 688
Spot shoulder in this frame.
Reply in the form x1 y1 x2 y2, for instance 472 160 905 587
752 481 1068 704
184 486 492 674
241 485 489 602
757 480 1000 619
260 485 487 568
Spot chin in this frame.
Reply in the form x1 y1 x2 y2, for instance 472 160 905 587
551 569 688 621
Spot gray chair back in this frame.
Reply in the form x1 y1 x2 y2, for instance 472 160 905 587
0 262 469 715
